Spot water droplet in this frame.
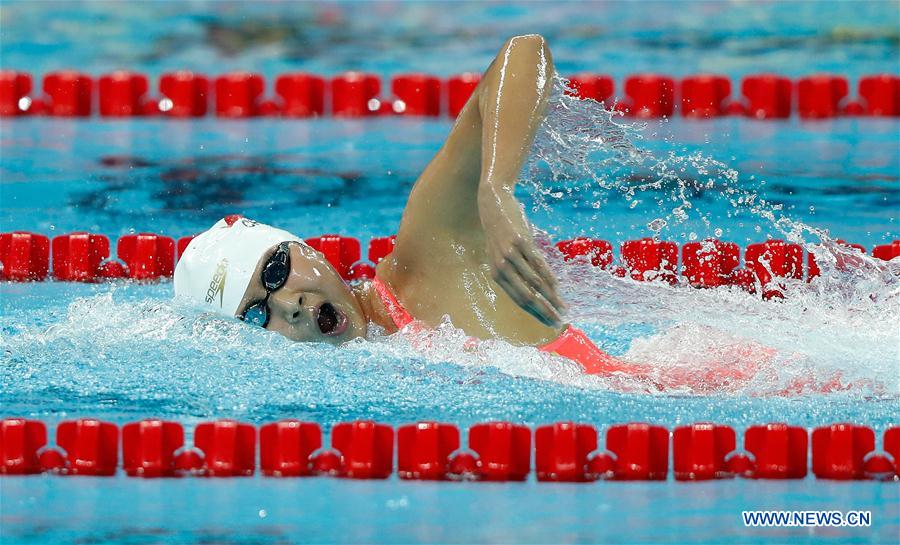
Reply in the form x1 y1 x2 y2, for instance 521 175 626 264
647 218 667 232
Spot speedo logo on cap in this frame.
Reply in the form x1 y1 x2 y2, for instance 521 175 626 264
206 259 228 307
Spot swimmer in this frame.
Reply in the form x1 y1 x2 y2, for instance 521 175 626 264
174 35 758 388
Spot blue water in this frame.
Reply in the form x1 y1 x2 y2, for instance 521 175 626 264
1 0 898 79
2 2 899 544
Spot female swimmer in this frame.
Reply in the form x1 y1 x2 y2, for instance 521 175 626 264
174 35 740 385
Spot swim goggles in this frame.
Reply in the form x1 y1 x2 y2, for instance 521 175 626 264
239 241 292 327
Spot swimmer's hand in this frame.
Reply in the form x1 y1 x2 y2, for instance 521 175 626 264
479 183 566 326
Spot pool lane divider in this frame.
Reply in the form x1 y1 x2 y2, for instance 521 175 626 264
1 70 898 119
1 418 898 482
1 228 898 300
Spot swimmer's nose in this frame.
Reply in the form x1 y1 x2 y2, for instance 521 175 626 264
268 289 321 325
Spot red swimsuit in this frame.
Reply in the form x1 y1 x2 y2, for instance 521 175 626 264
371 276 648 377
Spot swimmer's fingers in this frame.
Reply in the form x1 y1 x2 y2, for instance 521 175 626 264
519 239 566 312
515 238 560 290
507 248 566 315
494 261 562 327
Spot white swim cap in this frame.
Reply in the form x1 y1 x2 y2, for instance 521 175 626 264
174 216 306 318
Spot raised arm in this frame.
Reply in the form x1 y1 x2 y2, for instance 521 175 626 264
475 35 564 326
477 34 553 204
389 34 565 326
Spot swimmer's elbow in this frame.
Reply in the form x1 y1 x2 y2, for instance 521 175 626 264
504 33 547 49
502 34 552 65
493 35 553 97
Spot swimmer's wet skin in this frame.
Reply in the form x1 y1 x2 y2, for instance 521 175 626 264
173 34 789 392
178 36 565 334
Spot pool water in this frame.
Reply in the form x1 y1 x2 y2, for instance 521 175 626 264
2 1 899 544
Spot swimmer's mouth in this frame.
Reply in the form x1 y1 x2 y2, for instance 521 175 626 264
316 302 347 336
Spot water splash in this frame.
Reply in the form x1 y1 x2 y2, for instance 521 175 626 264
1 76 897 429
523 74 899 396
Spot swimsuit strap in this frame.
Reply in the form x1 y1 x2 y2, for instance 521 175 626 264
371 276 414 329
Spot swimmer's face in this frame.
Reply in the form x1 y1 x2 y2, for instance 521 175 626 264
236 242 367 344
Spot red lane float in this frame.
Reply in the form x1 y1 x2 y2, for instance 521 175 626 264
43 71 93 116
122 419 184 477
812 424 875 480
605 423 669 480
99 71 150 117
117 233 176 281
2 419 898 481
176 235 196 259
215 72 265 118
305 234 361 280
5 230 896 293
863 453 897 481
159 71 209 117
621 74 675 118
567 74 615 105
728 268 758 294
274 73 325 118
885 427 900 478
744 423 808 479
673 423 736 480
331 420 394 479
260 420 322 477
193 420 256 477
446 73 480 118
368 235 397 264
398 422 460 480
447 451 479 478
56 419 119 476
556 238 613 269
873 240 900 261
0 419 47 475
52 232 111 282
724 451 755 477
744 240 803 299
97 260 128 279
4 71 899 119
348 234 395 281
310 448 342 475
621 238 678 283
858 74 899 116
535 422 599 482
391 74 441 116
0 232 50 281
797 75 849 119
680 75 731 118
468 421 531 481
681 239 740 288
740 74 792 119
332 72 381 117
347 262 376 281
0 71 33 116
